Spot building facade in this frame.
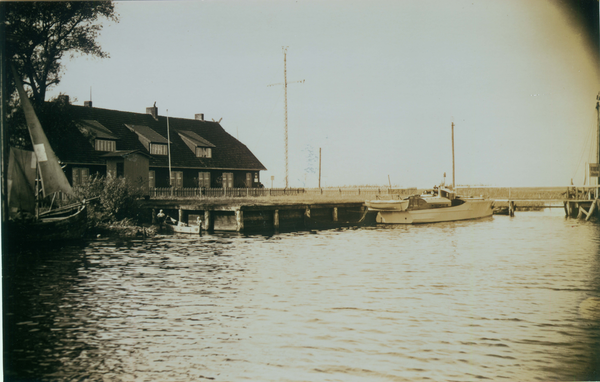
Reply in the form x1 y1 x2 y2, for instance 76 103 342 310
53 100 266 190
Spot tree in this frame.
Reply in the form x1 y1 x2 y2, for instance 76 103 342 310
4 1 119 107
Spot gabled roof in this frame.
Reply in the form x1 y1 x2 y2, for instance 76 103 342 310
178 130 215 147
125 124 169 143
50 104 266 171
100 150 153 159
76 120 119 140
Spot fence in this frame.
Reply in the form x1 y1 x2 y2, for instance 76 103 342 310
149 187 306 198
148 187 417 199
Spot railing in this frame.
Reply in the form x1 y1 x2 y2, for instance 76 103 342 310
149 187 307 198
564 185 600 201
148 187 417 199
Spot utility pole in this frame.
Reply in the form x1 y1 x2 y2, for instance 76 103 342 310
318 147 322 188
268 47 304 188
452 122 455 190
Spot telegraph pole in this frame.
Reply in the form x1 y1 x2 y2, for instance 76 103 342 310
452 122 456 190
268 47 304 188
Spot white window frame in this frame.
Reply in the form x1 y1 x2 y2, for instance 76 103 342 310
150 143 168 155
72 167 89 186
170 171 183 189
95 139 116 152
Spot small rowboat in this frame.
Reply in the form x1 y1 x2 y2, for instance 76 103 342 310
164 223 201 234
364 199 409 211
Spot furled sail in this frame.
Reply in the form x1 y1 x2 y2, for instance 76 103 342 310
7 147 37 217
11 65 73 197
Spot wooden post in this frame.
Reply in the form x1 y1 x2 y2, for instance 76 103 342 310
318 147 321 188
564 201 569 217
273 209 279 231
577 203 584 219
204 210 211 231
333 207 338 222
178 208 183 224
585 199 598 221
235 209 244 232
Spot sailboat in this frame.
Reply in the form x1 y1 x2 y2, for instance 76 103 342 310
7 66 87 242
365 122 494 224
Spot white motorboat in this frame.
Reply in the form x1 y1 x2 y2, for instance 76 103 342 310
366 121 494 224
371 187 493 224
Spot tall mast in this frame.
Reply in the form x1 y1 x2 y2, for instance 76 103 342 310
597 93 600 186
452 122 455 189
283 48 289 188
167 109 172 188
267 47 304 189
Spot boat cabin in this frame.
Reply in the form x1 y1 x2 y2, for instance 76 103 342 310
406 187 465 210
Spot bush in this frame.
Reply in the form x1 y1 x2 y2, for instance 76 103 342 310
74 175 144 225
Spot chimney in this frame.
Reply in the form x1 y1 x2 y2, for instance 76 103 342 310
146 103 158 120
195 113 204 121
84 101 93 107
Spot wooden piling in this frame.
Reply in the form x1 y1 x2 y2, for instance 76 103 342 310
273 209 279 230
333 207 338 222
178 208 183 223
204 210 211 231
235 209 244 232
577 203 585 219
585 199 598 221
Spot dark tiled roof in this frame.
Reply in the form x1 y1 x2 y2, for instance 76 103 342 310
125 124 169 144
100 150 153 159
53 104 266 171
77 120 119 140
178 130 215 147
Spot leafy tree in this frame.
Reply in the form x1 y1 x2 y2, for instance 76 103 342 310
4 1 119 107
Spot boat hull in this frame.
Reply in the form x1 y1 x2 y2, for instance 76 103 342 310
376 199 493 224
164 224 201 234
365 199 409 211
8 204 87 243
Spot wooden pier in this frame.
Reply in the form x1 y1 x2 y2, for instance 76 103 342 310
140 200 375 233
495 186 599 220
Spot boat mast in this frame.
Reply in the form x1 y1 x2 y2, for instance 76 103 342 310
597 93 600 186
167 109 172 189
452 122 455 190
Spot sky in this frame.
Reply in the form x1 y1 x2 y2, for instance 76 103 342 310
46 0 600 188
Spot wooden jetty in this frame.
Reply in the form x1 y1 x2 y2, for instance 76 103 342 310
495 186 599 220
141 200 376 233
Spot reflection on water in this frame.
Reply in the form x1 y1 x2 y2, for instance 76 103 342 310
4 210 600 381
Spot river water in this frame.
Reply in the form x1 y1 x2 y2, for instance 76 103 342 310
4 209 600 381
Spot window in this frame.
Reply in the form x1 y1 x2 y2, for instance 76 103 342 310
198 172 210 188
149 170 155 188
222 172 233 189
72 168 89 186
195 147 212 158
150 143 168 155
116 162 124 178
246 173 252 187
170 171 183 189
95 139 116 152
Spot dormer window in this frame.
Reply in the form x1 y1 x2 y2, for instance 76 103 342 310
76 120 119 151
150 143 168 155
195 147 212 158
125 124 169 155
178 131 215 159
95 139 116 152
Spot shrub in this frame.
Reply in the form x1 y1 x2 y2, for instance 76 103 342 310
74 175 144 224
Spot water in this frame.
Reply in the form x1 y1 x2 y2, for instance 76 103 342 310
4 209 600 381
